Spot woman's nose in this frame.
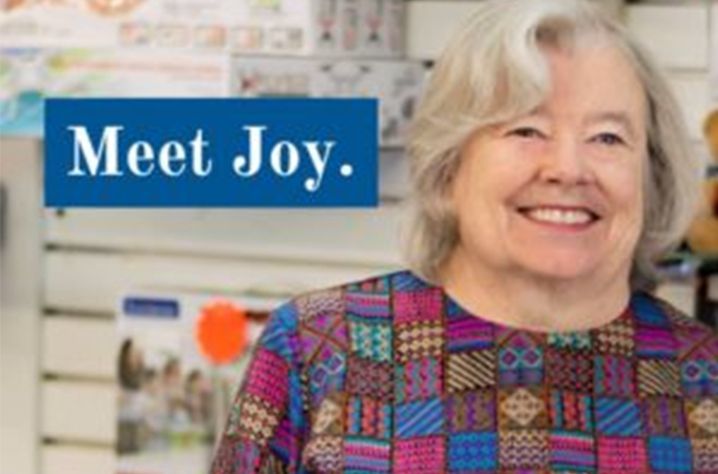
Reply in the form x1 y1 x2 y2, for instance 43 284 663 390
537 135 593 185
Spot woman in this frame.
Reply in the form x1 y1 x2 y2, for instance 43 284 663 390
117 338 146 453
212 0 718 472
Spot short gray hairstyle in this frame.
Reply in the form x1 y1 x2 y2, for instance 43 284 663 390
403 0 701 290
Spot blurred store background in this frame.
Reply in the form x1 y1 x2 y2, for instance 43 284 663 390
0 1 716 473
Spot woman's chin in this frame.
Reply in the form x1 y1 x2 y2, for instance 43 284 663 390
513 251 600 282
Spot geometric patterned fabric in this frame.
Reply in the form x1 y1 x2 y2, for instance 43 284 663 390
211 270 718 473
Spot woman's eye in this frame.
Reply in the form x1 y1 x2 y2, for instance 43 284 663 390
508 127 544 139
591 132 625 146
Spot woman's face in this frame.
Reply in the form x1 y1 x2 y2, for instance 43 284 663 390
449 45 647 285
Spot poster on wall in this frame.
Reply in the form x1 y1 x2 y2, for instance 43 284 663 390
0 0 119 48
116 290 275 474
0 0 235 50
0 0 403 57
0 48 228 136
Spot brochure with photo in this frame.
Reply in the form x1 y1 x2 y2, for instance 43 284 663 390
116 290 277 474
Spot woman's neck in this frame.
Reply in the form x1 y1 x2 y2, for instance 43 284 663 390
438 249 632 333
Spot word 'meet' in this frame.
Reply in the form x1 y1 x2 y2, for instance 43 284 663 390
67 125 348 192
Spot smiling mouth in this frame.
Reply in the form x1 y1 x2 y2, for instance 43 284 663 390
516 206 601 226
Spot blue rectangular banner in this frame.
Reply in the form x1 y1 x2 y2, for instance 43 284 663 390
45 98 378 207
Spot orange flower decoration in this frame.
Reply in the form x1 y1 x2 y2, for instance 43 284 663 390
195 300 248 365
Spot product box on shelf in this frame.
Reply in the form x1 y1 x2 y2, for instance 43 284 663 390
227 0 405 57
1 0 405 58
230 56 426 147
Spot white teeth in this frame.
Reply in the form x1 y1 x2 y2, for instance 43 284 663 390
525 207 592 225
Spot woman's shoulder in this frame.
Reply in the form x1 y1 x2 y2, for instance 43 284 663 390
632 291 718 360
268 269 420 350
271 268 438 350
278 268 424 325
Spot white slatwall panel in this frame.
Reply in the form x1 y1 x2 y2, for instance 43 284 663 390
42 446 114 474
46 207 403 267
42 381 116 444
42 317 116 379
44 251 397 314
626 4 709 70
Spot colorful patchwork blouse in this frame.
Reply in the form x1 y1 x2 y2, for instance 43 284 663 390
210 270 718 473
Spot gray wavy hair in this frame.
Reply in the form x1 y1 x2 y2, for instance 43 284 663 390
402 0 701 290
